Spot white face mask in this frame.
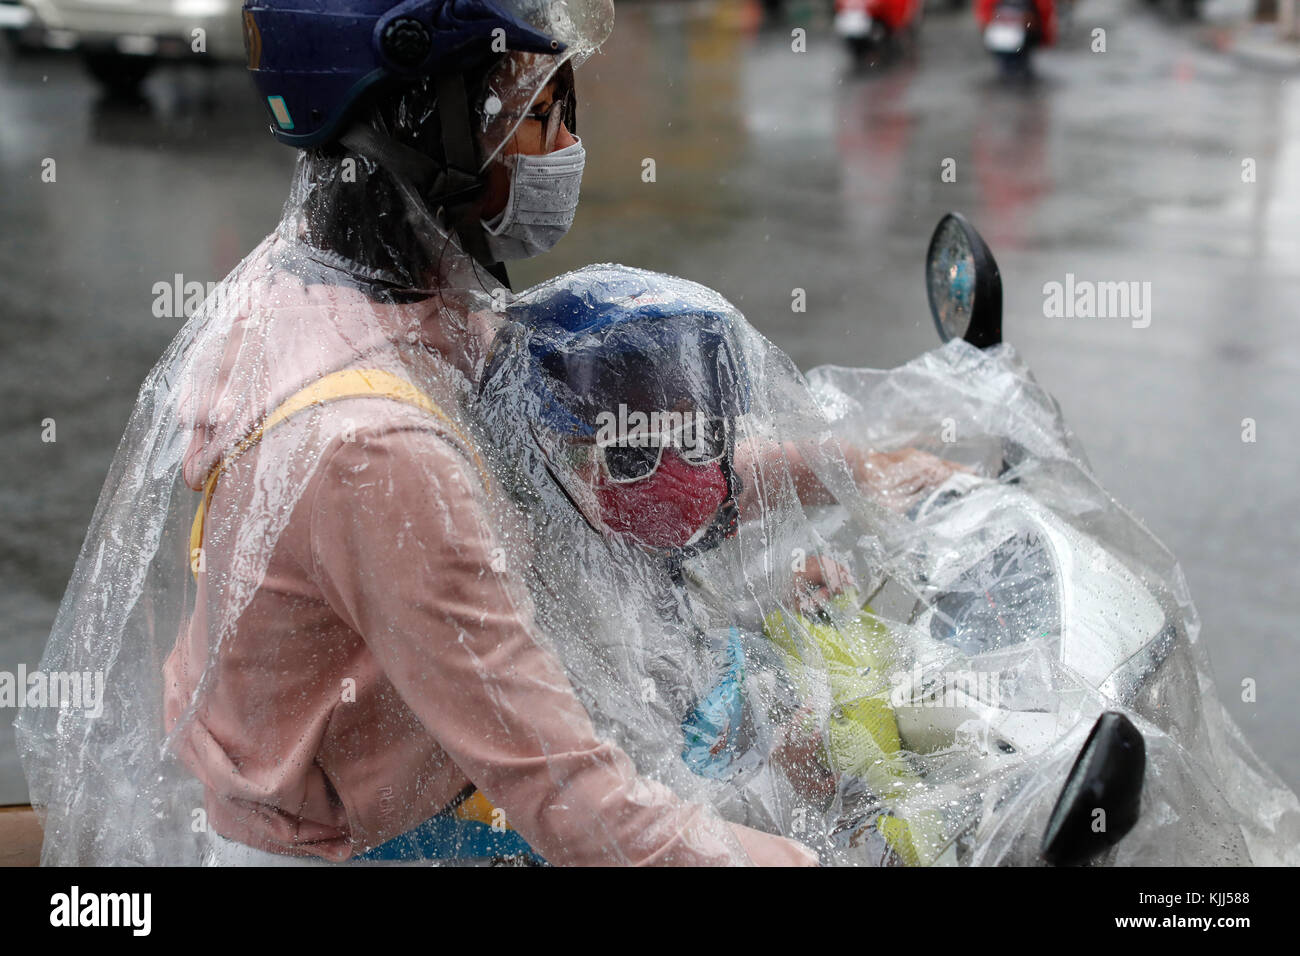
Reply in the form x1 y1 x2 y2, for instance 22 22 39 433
482 139 586 261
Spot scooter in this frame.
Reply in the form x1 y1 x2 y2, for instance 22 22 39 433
833 0 924 68
825 214 1172 865
976 0 1055 75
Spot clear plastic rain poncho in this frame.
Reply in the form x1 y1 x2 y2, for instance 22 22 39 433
16 48 1300 867
475 267 1300 867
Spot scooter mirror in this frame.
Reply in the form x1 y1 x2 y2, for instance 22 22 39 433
925 213 1003 349
1041 712 1146 866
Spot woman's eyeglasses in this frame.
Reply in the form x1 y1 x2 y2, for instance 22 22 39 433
527 98 569 152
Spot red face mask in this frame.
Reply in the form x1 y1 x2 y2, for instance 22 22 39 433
593 449 730 552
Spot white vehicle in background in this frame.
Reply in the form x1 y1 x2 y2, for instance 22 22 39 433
24 0 245 94
0 1 43 49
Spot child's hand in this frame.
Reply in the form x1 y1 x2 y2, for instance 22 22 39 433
848 447 970 513
772 706 837 808
793 555 856 616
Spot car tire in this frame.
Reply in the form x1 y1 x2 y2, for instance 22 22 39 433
82 52 155 97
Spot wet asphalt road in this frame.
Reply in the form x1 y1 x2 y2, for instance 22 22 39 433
1 0 1297 803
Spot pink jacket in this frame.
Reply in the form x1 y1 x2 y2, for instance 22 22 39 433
162 241 817 866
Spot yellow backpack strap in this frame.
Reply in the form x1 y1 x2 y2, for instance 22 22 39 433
189 368 490 576
451 790 512 831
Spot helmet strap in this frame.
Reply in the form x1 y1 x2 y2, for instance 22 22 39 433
433 71 511 289
338 72 510 289
338 121 436 186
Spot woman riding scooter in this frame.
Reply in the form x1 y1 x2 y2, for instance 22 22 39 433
17 0 817 867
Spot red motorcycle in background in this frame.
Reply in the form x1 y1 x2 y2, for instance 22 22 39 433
976 0 1057 74
833 0 924 68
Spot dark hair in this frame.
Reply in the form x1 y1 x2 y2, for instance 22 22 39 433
297 59 504 295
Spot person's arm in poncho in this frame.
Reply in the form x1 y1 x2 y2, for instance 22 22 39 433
735 440 967 516
308 421 817 867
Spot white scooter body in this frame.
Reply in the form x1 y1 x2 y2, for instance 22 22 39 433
884 472 1173 764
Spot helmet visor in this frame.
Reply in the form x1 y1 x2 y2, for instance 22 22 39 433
477 0 614 168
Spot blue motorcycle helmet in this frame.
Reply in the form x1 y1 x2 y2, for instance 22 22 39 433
482 265 754 562
243 0 613 280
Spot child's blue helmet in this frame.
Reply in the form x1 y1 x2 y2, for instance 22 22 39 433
488 265 753 440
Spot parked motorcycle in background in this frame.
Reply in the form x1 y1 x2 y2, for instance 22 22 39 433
834 0 925 68
975 0 1057 74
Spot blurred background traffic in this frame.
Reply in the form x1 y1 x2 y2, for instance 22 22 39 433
1 0 1297 804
